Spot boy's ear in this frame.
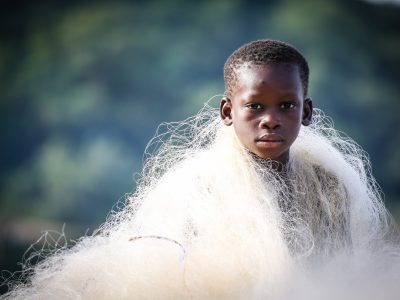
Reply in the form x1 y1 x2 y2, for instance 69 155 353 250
302 97 313 126
220 96 233 126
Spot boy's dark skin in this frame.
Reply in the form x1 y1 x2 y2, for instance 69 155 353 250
220 62 313 167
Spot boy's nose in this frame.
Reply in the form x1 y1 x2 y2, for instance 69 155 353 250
259 113 281 129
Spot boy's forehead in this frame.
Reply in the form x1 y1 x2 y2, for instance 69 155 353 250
232 63 302 94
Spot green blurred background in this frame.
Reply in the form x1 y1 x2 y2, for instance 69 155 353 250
1 0 400 291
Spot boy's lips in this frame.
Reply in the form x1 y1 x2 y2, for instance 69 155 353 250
256 134 284 148
256 133 284 142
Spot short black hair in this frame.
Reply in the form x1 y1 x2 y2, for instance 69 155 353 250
224 39 309 98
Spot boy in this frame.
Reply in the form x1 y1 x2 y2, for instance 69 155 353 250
218 40 354 256
2 40 396 299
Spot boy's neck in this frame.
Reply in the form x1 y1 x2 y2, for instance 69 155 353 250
248 151 288 173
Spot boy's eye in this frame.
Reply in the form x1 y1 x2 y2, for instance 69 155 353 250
246 103 263 110
280 102 296 109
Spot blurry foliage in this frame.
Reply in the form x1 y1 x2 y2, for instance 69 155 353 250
1 0 400 277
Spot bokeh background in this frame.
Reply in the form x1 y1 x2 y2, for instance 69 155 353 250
1 0 400 292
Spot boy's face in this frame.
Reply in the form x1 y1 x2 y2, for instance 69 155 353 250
220 63 312 164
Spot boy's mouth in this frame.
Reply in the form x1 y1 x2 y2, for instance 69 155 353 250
256 134 284 143
256 134 284 147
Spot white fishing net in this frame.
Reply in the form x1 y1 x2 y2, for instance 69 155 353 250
2 103 399 299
